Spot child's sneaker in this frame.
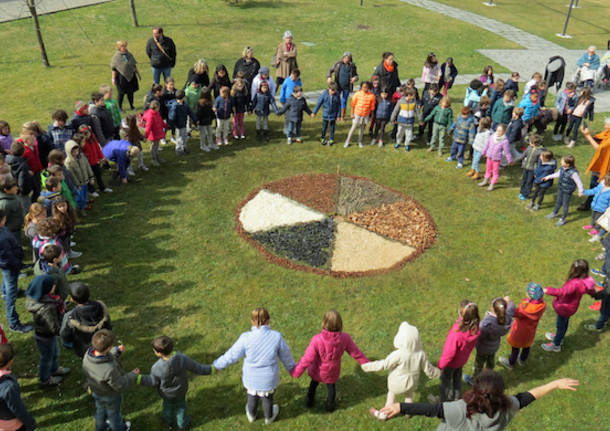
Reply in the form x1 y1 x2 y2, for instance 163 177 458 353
224 138 229 146
90 191 100 197
344 141 350 148
245 404 256 423
241 135 246 139
358 142 364 148
518 194 525 200
370 408 388 421
541 342 561 352
555 218 566 227
591 268 607 277
405 145 410 152
394 143 400 149
320 138 327 146
552 134 562 141
532 204 540 211
378 140 384 148
328 139 334 146
427 146 434 152
287 137 292 145
526 202 534 210
462 374 473 385
546 212 558 219
140 165 149 171
295 138 302 143
170 138 177 145
589 229 599 236
233 135 239 140
498 356 513 369
589 234 602 243
585 323 602 332
39 376 63 386
456 163 463 169
103 188 113 193
161 138 167 145
265 404 280 425
370 139 376 146
445 157 454 162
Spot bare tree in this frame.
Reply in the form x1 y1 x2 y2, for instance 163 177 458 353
25 0 50 67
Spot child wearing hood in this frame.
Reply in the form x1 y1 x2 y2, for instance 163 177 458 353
64 140 94 216
139 335 214 430
499 283 546 369
291 309 368 412
363 321 440 421
25 275 71 386
0 343 37 431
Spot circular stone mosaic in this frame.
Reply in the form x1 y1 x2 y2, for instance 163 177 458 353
235 174 437 277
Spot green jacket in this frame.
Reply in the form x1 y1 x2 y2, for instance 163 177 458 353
491 101 514 126
424 105 453 127
40 170 76 209
33 260 68 301
105 98 122 127
0 192 24 232
82 347 138 396
185 84 202 113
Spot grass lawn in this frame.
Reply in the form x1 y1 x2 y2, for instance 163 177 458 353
433 0 610 50
1 0 609 430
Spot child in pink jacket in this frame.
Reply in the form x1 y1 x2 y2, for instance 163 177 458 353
478 123 512 191
291 309 368 412
435 300 480 402
541 259 596 353
142 100 167 166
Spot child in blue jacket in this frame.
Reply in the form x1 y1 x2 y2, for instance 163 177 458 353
252 82 278 141
527 151 556 211
371 88 393 147
313 83 341 146
582 173 610 242
276 86 313 145
213 86 234 146
168 90 196 155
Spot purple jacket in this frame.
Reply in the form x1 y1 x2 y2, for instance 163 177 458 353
482 134 512 163
546 277 596 318
476 301 515 355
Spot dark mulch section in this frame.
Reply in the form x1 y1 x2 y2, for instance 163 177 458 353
347 200 437 250
264 173 338 214
335 176 403 216
251 219 335 268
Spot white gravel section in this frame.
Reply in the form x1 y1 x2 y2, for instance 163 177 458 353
240 189 326 233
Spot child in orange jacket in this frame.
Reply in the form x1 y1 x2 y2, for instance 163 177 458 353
344 81 376 148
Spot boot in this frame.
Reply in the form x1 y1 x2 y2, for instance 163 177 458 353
466 169 475 177
472 172 482 180
263 130 270 141
340 108 346 122
256 129 262 140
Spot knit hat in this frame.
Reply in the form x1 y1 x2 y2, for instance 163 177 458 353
283 30 293 39
74 100 88 115
526 282 543 300
258 66 270 76
26 275 55 301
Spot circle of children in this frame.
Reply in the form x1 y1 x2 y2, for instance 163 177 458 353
0 36 608 430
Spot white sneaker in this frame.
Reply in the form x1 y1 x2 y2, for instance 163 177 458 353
127 167 135 176
240 135 246 139
125 421 131 431
287 138 292 145
160 139 167 146
245 404 255 423
378 140 384 148
358 142 364 148
90 192 100 197
343 141 350 148
589 234 602 243
498 356 513 369
224 139 229 146
541 342 561 352
210 143 219 150
140 165 149 172
566 140 575 148
170 138 177 145
68 250 82 259
201 146 211 152
103 188 113 193
70 241 76 247
545 332 555 342
552 134 562 141
265 404 280 425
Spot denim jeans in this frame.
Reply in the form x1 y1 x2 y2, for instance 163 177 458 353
321 120 336 140
1 268 20 328
34 334 59 383
553 314 570 346
286 121 302 139
339 88 350 110
152 67 172 85
553 190 573 220
531 184 548 205
584 173 600 209
520 169 535 197
450 141 466 164
162 396 188 429
93 393 127 431
565 116 582 142
74 185 88 210
471 150 483 172
595 294 610 329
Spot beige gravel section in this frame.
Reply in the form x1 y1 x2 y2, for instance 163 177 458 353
330 221 416 272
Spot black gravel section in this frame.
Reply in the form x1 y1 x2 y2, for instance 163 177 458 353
251 218 335 268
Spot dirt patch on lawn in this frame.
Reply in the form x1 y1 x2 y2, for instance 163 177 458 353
265 173 338 214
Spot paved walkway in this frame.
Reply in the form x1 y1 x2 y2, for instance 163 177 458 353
0 0 111 23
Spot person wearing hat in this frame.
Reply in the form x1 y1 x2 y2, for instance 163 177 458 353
274 30 298 93
251 66 276 99
25 275 71 386
70 101 105 146
327 52 359 121
498 282 546 369
101 140 140 185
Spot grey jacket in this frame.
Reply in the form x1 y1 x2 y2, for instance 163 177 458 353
140 352 212 399
82 347 137 396
25 296 60 337
476 301 515 355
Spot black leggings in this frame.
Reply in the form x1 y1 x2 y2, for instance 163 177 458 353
117 90 135 110
88 164 106 192
308 379 336 405
531 184 548 205
247 393 274 419
509 347 530 365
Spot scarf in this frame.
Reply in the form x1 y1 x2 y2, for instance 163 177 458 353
383 61 395 73
110 50 137 81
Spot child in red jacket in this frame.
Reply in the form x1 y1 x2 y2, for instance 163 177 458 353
73 126 111 195
434 300 480 402
499 282 546 369
291 309 368 412
541 259 596 352
142 100 167 166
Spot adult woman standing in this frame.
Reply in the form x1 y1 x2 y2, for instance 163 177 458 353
374 52 401 94
110 40 140 111
233 46 261 86
579 119 610 210
327 51 359 121
274 30 298 93
185 59 210 88
378 370 578 430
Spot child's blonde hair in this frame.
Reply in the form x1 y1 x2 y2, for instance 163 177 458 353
479 117 491 131
440 96 451 108
513 107 524 118
322 309 343 332
127 146 140 158
230 79 247 97
251 307 270 327
24 203 46 231
99 84 112 95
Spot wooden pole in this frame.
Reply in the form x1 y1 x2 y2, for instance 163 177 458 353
129 0 138 27
26 0 50 67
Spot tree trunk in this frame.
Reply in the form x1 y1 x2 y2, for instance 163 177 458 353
129 0 138 27
26 0 50 67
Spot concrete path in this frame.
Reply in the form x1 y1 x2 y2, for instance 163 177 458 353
398 0 610 112
0 0 111 23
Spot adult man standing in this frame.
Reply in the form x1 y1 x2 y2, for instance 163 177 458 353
146 27 177 85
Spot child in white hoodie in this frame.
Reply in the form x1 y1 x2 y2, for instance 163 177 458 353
467 117 492 180
362 322 440 421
